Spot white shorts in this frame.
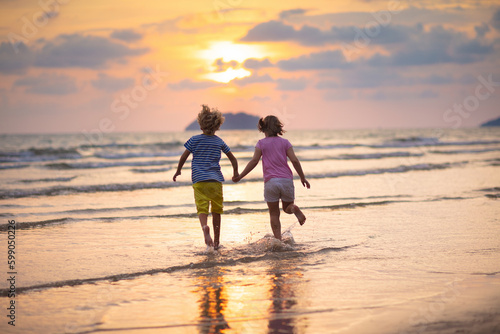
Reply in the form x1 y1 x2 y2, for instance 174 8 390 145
264 178 295 202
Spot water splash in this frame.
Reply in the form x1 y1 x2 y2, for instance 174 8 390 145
282 221 298 235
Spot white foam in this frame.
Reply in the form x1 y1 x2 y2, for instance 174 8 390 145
250 233 295 252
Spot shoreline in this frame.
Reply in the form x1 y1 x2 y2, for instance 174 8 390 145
339 274 500 334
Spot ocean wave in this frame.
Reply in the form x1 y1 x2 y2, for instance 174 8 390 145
18 176 77 183
60 203 193 216
44 160 173 170
0 147 81 163
308 162 457 179
0 218 72 232
0 163 29 170
373 138 500 149
95 152 179 160
299 151 424 162
80 140 182 150
0 141 183 165
295 144 360 150
130 166 173 173
336 152 424 160
477 186 500 200
1 136 497 169
477 187 500 192
295 138 500 151
0 181 188 199
0 163 458 199
384 136 440 145
1 200 402 232
0 240 356 296
430 148 500 155
26 201 259 219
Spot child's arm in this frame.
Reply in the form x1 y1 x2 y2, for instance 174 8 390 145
286 147 310 188
225 151 239 179
173 149 191 182
233 147 262 182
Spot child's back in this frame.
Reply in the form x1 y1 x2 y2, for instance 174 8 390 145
173 105 238 249
233 115 310 240
256 136 293 182
185 134 229 183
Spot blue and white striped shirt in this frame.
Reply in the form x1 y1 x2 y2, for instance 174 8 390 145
184 134 230 184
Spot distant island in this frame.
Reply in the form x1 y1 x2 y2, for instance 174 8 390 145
185 112 260 131
480 117 500 127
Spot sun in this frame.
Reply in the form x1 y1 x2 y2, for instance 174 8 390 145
198 41 266 83
200 41 265 63
205 68 251 83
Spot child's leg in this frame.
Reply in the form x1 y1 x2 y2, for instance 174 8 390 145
198 213 214 247
267 201 282 240
282 201 306 225
212 213 221 249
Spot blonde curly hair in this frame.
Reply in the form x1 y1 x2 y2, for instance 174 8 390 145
197 105 225 135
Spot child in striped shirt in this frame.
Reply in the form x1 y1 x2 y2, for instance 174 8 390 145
173 105 238 249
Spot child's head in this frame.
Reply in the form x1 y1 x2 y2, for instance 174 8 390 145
258 115 285 136
197 105 225 135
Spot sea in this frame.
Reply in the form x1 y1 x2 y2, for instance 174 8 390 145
0 128 499 334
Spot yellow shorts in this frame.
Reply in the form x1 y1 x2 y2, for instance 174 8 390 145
193 182 223 215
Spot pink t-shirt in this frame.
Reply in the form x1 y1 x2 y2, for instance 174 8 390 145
256 136 293 183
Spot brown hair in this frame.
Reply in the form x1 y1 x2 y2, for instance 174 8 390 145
258 115 285 136
197 105 225 135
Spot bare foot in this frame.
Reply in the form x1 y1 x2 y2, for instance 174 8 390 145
292 205 306 225
202 225 213 247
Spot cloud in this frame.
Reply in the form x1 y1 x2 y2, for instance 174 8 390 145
242 15 495 68
40 10 59 20
35 34 149 68
419 74 453 85
110 29 143 42
455 39 494 55
240 20 297 42
243 58 273 70
276 7 485 28
491 8 500 30
322 90 353 101
315 80 339 89
142 13 216 34
279 8 308 20
319 69 412 89
474 23 490 38
233 74 273 86
276 77 307 90
278 50 349 71
241 20 420 46
360 89 440 101
316 71 457 90
14 73 77 95
91 73 135 92
418 89 439 99
366 25 495 66
168 79 220 90
213 58 238 72
0 42 34 74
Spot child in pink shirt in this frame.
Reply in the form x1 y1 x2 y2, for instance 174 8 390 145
233 115 310 240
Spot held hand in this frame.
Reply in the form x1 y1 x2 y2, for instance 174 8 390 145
232 174 241 183
301 178 310 189
173 171 181 182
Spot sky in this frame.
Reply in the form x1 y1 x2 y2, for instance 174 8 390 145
0 0 499 134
